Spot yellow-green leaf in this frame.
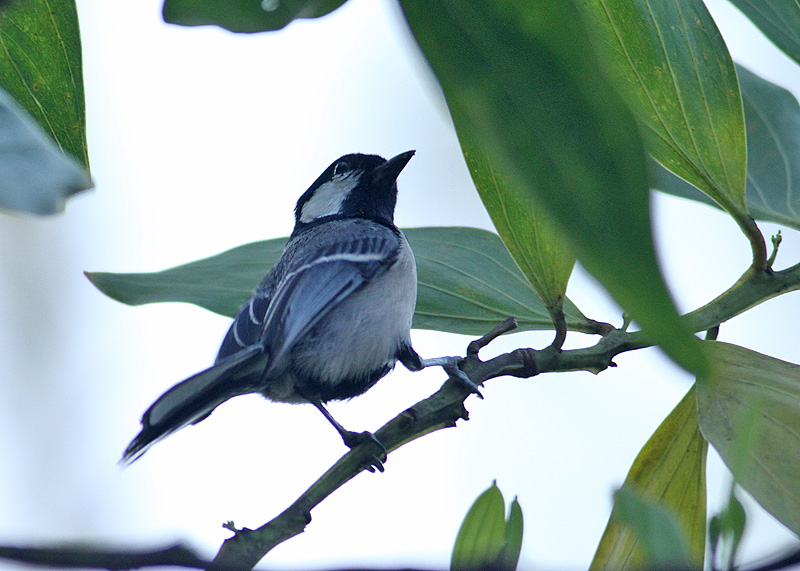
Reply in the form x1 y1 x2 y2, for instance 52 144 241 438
591 386 707 570
460 137 575 344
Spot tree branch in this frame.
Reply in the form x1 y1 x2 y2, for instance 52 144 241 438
2 261 798 571
0 543 207 570
211 262 800 570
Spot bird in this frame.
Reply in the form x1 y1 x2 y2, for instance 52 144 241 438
121 150 476 470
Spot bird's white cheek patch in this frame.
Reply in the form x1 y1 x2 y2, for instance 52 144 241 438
299 174 360 223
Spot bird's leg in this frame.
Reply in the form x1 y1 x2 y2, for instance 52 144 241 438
311 400 387 473
420 356 484 399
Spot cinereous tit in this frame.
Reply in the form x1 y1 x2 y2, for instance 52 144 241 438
122 151 474 470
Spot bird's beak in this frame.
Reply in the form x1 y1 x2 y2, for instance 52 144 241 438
376 150 416 184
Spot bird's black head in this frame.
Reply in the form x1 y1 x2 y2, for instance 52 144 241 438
293 151 415 232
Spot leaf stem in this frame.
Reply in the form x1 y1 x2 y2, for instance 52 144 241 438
738 214 768 271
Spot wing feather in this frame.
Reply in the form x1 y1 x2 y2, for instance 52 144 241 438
121 345 264 464
261 234 399 376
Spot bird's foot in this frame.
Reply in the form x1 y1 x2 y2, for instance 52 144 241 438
422 356 483 399
341 430 387 473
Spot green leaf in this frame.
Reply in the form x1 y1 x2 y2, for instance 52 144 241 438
590 386 707 570
0 0 89 170
87 238 287 318
726 1 800 66
162 0 348 33
607 487 694 570
653 64 800 232
460 136 576 344
85 227 603 336
499 498 524 571
400 1 707 374
697 341 800 536
410 228 592 334
579 0 764 266
709 488 747 571
580 0 746 218
0 86 91 215
451 482 523 571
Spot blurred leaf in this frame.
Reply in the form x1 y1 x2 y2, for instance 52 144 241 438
162 0 347 33
460 136 575 341
591 386 707 570
727 1 800 66
697 341 800 535
580 0 747 222
709 488 747 571
451 482 523 571
0 86 92 215
608 487 694 570
86 227 603 336
498 498 524 571
400 1 706 374
653 64 800 232
0 0 89 170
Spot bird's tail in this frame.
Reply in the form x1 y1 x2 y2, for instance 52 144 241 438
121 346 264 465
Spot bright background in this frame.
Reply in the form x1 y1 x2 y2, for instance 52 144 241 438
0 0 799 569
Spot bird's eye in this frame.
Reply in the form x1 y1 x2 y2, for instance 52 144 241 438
332 160 351 177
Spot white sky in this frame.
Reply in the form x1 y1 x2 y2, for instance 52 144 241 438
1 0 799 569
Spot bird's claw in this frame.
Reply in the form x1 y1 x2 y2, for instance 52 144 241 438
342 430 387 473
422 356 483 399
444 363 484 399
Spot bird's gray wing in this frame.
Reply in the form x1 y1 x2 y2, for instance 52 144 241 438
121 232 400 464
121 345 265 464
260 233 400 378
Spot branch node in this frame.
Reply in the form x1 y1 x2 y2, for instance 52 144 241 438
508 348 538 377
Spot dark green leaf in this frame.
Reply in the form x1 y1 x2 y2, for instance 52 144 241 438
162 0 347 33
0 0 89 170
410 228 591 334
590 386 707 570
609 486 694 570
87 238 286 318
653 64 800 231
697 341 800 536
0 86 91 215
579 0 747 224
401 1 707 374
727 1 800 66
86 227 602 336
